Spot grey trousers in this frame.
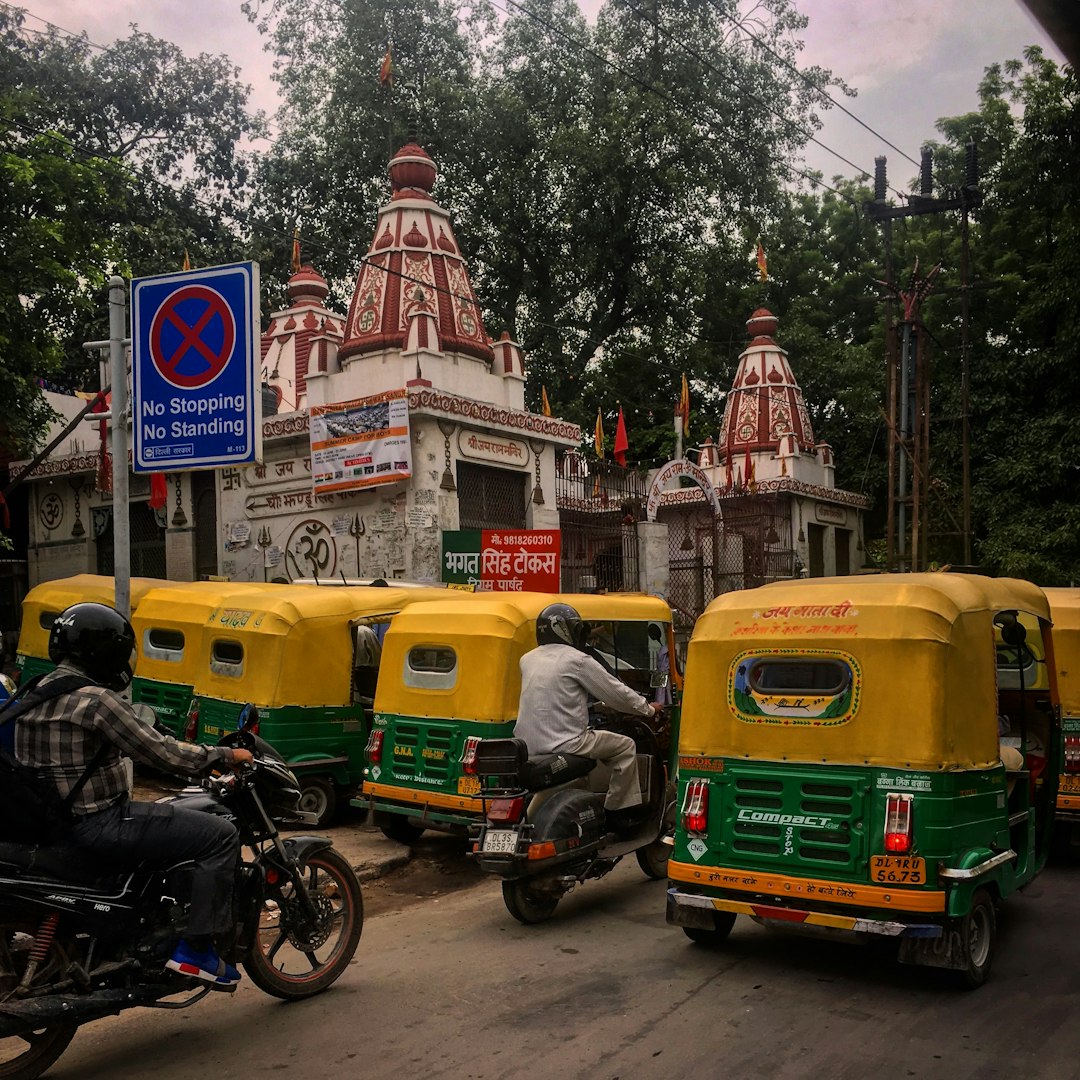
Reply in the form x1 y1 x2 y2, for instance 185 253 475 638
71 799 239 938
564 728 642 811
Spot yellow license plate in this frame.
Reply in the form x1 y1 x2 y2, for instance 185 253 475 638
869 856 926 885
457 776 481 796
1059 776 1080 793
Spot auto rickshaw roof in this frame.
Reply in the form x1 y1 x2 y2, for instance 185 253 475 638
682 573 1055 771
1045 588 1080 715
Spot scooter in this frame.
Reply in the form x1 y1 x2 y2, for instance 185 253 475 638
0 705 363 1080
468 713 674 924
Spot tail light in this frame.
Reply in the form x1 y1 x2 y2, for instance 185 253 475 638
1065 736 1080 774
884 792 914 853
487 796 525 823
460 736 481 775
682 778 709 834
365 729 384 764
184 703 199 742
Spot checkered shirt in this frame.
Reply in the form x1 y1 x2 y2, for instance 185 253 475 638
15 662 233 816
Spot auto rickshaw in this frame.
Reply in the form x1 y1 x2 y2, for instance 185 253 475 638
16 575 162 682
130 580 275 737
665 574 1060 988
357 592 681 843
1045 589 1080 833
183 583 453 825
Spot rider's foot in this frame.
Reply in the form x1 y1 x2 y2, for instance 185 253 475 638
165 940 241 986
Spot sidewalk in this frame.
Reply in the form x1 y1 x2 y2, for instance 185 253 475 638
290 820 413 882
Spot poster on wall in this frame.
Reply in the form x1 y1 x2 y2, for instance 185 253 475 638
309 388 411 494
442 530 561 592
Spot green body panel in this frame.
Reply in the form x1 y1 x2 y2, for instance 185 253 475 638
15 655 53 681
673 758 1038 916
194 696 366 789
130 677 194 738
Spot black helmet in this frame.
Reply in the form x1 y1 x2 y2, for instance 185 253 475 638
48 603 136 691
536 603 586 648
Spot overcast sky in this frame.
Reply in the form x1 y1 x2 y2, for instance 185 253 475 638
18 0 1066 189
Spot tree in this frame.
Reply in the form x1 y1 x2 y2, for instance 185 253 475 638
0 8 264 422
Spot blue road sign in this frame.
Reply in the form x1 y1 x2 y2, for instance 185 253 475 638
131 262 261 472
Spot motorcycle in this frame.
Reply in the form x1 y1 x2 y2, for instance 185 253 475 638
0 705 363 1080
469 712 675 924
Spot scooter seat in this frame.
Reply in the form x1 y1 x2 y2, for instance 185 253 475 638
522 753 597 791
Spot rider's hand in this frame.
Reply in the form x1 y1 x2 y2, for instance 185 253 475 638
650 703 664 720
228 748 254 770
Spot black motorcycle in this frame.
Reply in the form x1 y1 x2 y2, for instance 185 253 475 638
469 714 675 924
0 706 363 1080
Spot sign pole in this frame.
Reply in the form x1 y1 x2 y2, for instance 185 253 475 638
109 275 131 620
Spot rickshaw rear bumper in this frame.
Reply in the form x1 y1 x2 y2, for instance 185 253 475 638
667 888 943 939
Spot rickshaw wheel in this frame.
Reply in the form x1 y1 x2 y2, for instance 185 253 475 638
297 777 337 828
503 880 560 924
953 889 996 990
682 912 736 945
375 813 426 844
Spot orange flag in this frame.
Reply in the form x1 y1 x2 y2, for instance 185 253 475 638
182 249 191 271
756 240 768 281
594 408 605 459
679 373 690 430
614 405 629 467
291 227 301 273
541 386 552 417
379 45 393 87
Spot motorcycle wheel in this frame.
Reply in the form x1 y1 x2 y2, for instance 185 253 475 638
502 879 560 924
635 839 670 880
0 925 78 1080
0 1026 77 1080
244 846 364 1000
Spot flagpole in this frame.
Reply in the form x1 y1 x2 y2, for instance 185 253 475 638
674 408 683 461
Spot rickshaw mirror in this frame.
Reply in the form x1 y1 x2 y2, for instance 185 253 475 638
650 671 670 689
994 610 1027 647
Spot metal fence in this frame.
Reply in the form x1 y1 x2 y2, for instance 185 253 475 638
555 453 646 593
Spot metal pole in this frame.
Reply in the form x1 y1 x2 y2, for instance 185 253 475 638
108 276 131 620
898 319 912 568
960 206 972 566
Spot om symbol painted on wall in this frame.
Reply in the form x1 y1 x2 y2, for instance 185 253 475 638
38 493 64 532
285 518 337 582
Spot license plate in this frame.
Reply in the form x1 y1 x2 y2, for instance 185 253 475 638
1059 776 1080 793
870 855 926 885
458 775 481 796
481 829 519 855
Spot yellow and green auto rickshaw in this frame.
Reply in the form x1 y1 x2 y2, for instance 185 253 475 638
1045 589 1080 832
183 583 453 825
357 592 681 843
665 573 1060 988
16 575 162 682
129 580 275 738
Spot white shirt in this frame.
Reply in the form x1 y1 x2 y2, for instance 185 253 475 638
514 643 654 754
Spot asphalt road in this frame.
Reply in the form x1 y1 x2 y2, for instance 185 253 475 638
45 854 1080 1080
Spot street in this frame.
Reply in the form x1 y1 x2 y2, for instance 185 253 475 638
44 844 1080 1080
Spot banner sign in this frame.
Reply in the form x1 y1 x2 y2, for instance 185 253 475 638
310 388 411 493
442 530 561 592
131 261 261 472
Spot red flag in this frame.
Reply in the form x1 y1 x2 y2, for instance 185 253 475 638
613 406 629 466
379 46 393 87
291 227 301 273
743 444 753 490
93 391 112 494
148 473 168 510
541 386 552 417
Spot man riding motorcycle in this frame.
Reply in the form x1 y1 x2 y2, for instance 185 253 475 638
514 602 661 830
13 602 253 987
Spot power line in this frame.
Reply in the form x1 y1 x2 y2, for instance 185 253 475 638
702 0 922 169
611 0 908 199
